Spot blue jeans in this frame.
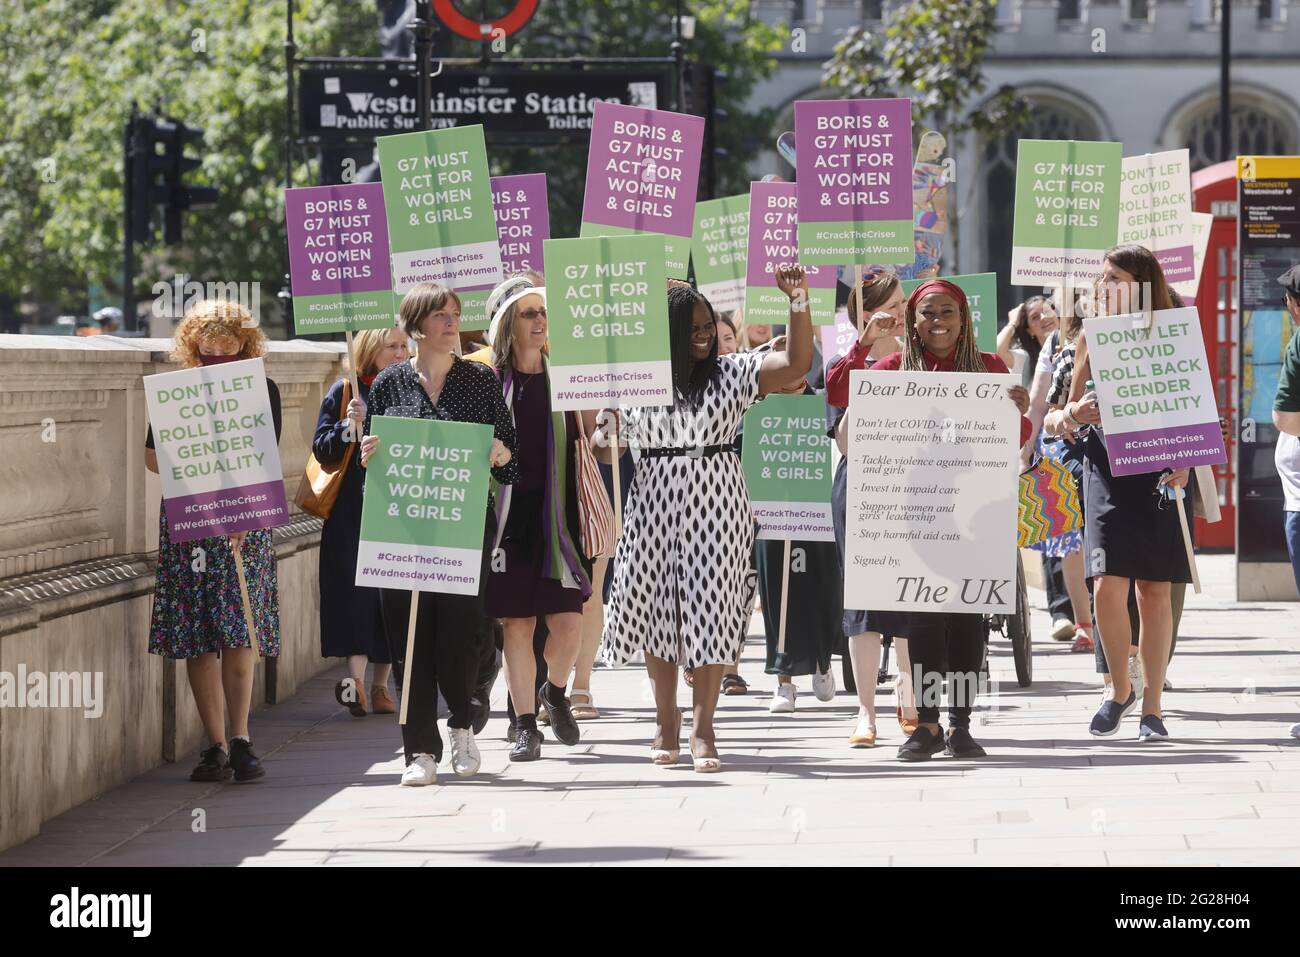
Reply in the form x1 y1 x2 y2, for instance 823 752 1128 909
1287 512 1300 594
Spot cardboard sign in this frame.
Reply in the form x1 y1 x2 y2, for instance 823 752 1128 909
580 101 704 277
795 97 914 264
691 194 750 313
491 173 549 276
284 182 396 334
844 369 1019 613
1011 139 1122 285
542 234 672 411
144 358 288 542
742 394 835 541
355 416 493 595
1084 306 1228 475
1119 149 1195 286
376 125 503 330
745 180 836 326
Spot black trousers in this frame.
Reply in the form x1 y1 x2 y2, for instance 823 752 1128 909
380 541 493 764
1042 554 1072 621
907 612 986 729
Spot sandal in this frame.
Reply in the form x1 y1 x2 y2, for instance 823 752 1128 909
570 688 599 720
720 673 749 696
683 667 695 688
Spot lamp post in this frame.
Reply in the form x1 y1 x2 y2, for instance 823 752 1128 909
672 0 685 112
1219 0 1231 162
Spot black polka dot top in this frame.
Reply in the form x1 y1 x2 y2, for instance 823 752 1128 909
364 355 519 488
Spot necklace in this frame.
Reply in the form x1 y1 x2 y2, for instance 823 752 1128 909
515 368 540 399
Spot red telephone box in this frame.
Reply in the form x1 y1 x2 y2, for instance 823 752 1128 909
1190 160 1239 551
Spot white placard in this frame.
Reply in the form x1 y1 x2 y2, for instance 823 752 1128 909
1119 150 1195 287
844 369 1019 614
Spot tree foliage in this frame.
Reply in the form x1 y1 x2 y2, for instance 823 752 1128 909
0 0 376 316
487 0 784 236
824 0 1028 138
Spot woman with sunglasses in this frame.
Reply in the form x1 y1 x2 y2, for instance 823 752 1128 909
1054 245 1192 742
839 280 1031 760
479 274 595 762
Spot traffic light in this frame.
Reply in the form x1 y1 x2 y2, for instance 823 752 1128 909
126 110 218 247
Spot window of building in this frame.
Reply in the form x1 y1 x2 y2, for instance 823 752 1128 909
1058 0 1081 20
861 0 885 20
1183 104 1297 171
1128 0 1152 21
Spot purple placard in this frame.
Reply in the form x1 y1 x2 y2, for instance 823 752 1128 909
1104 421 1227 477
491 173 549 275
164 480 290 543
1156 245 1196 284
745 181 836 289
580 101 704 237
284 183 391 297
795 98 913 225
820 308 857 371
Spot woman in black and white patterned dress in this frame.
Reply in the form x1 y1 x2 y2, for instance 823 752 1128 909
595 267 813 772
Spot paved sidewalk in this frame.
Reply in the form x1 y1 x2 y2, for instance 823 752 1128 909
3 556 1298 866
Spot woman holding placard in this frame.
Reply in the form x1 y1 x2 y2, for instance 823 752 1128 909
1024 300 1095 654
481 274 595 763
145 300 281 784
314 326 408 717
752 335 844 713
359 282 518 787
828 272 920 744
1054 245 1191 742
595 267 813 773
842 280 1031 760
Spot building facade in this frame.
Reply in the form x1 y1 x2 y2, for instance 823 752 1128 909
747 0 1300 291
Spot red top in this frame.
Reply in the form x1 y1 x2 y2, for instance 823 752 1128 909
825 338 875 409
862 348 1032 446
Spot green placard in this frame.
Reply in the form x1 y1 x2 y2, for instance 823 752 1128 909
691 194 750 312
376 125 503 331
580 221 690 279
901 272 998 352
355 415 493 595
741 394 835 541
744 285 836 328
1011 139 1122 286
543 234 673 410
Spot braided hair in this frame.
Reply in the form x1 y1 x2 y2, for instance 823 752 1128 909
900 280 985 373
667 283 720 407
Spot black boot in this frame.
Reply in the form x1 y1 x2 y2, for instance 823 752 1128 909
228 738 266 783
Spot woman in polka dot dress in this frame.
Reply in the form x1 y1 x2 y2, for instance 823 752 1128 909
595 267 813 772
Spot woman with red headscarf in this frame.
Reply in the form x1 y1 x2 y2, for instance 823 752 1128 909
839 279 1031 760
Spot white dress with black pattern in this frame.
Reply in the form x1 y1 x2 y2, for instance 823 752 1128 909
602 351 764 668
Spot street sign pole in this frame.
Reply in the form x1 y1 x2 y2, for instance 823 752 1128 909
122 106 137 334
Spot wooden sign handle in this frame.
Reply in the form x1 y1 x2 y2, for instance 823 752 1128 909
399 590 419 725
1174 486 1202 594
231 547 261 658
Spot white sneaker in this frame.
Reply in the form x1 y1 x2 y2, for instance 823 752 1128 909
1051 617 1075 641
769 683 796 714
812 666 836 702
448 727 481 777
400 753 438 787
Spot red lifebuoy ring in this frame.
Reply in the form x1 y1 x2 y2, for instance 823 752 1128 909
432 0 539 40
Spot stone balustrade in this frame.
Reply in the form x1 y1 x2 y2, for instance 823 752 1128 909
0 334 349 851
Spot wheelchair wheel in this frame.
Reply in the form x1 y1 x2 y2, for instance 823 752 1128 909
1007 555 1033 687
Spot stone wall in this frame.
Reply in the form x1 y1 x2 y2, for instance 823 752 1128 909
0 334 348 851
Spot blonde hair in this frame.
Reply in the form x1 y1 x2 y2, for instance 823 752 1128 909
171 299 265 369
349 325 403 377
397 283 461 340
487 272 545 370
